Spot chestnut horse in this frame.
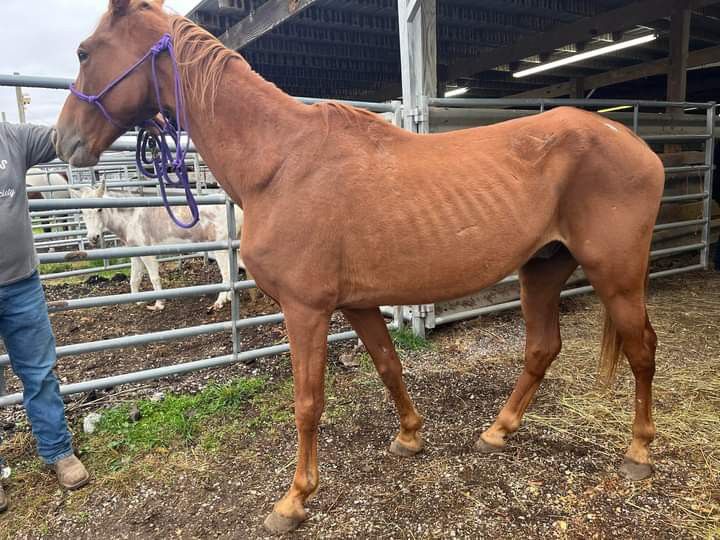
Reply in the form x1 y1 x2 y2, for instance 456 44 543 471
55 0 664 533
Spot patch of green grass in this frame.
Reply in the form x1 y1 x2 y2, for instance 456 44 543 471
94 377 266 454
390 328 431 351
39 258 131 283
357 352 375 373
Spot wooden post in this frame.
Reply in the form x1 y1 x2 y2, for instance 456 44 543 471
398 0 438 337
666 2 691 152
666 3 691 105
570 78 585 99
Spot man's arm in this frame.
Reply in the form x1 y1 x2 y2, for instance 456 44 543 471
17 124 57 169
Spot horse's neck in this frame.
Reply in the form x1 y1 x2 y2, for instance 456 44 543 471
179 61 313 203
103 206 133 244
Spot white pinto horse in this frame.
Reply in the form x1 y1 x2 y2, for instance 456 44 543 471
71 180 246 311
26 168 71 201
26 168 71 235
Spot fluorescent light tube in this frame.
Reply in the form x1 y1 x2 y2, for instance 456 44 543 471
445 87 469 97
513 34 658 78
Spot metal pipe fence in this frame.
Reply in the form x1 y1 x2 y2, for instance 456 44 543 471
404 96 716 333
0 71 714 404
0 74 401 405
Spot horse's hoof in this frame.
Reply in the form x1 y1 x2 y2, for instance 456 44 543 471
475 437 504 454
620 457 654 481
263 510 305 535
389 437 424 457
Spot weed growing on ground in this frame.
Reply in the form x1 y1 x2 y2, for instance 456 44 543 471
390 328 431 351
93 377 266 453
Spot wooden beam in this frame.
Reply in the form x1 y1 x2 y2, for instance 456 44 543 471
667 4 692 101
570 78 585 98
220 0 321 51
508 44 720 98
446 0 716 81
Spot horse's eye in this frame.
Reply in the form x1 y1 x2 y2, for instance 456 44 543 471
77 50 89 63
97 209 103 213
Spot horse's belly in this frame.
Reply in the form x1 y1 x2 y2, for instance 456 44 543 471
339 225 547 308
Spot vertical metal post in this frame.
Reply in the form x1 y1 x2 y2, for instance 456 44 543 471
398 0 437 135
193 154 209 266
14 72 26 124
390 99 406 332
225 196 240 361
701 104 716 269
193 155 203 191
632 104 640 133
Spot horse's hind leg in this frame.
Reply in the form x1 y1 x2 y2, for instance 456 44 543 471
342 307 424 456
582 262 657 480
478 247 578 452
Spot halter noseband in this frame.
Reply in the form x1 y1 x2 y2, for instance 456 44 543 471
69 33 199 229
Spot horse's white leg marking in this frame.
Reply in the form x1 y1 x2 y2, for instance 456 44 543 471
141 255 165 311
212 250 232 310
130 257 146 304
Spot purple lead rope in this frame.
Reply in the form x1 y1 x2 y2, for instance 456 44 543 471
70 33 199 228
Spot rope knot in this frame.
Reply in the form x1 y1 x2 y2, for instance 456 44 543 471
151 34 172 55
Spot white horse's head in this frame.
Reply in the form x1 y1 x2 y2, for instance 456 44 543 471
70 179 108 247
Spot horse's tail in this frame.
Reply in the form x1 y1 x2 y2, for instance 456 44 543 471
598 309 623 385
597 268 651 384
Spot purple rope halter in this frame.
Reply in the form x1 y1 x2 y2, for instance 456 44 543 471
69 33 199 228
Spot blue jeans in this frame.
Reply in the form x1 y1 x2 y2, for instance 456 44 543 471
0 272 73 464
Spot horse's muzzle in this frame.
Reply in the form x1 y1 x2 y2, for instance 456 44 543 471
54 131 99 167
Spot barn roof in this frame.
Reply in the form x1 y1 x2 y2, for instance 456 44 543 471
186 0 720 102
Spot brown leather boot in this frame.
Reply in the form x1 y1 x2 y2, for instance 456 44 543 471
52 455 89 490
0 482 7 513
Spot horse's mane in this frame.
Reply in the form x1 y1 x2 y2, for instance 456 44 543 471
169 16 393 130
169 16 247 114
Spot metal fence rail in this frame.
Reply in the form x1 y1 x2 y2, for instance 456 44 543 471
0 70 714 403
403 96 716 334
0 74 399 405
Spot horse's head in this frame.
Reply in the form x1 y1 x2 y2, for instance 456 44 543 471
70 179 109 247
55 0 171 167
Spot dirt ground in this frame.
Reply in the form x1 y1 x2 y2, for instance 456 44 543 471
0 263 718 539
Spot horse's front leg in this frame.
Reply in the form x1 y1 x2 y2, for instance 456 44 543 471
141 256 165 311
264 303 331 534
210 250 232 311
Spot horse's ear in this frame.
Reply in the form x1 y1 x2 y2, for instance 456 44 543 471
109 0 130 16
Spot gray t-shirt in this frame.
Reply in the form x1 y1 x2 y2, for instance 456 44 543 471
0 123 57 286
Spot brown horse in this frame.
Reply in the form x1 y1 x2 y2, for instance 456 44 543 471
55 0 664 533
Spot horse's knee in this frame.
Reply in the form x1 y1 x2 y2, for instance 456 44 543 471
294 395 324 429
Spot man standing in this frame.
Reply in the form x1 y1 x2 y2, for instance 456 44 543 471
0 122 89 513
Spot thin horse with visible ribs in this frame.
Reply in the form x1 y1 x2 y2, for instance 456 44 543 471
54 0 665 534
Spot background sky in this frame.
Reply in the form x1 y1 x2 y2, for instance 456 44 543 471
0 0 198 126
